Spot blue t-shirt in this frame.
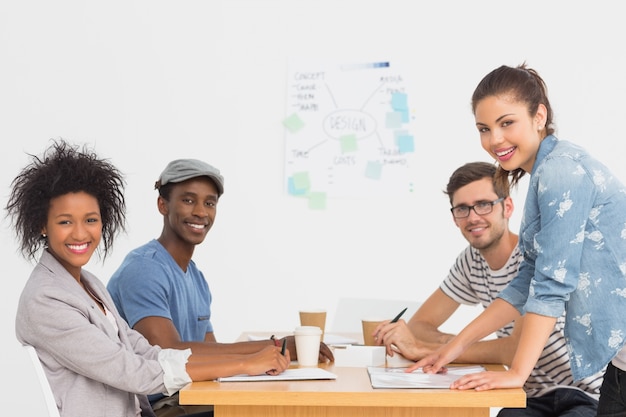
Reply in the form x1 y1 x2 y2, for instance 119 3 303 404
107 239 213 342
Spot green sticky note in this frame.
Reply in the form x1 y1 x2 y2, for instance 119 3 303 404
340 134 358 153
283 113 305 133
292 171 311 192
385 111 402 129
308 192 327 210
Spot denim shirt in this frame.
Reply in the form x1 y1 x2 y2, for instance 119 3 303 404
498 135 626 380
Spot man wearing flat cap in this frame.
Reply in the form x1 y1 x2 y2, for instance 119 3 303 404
108 158 333 417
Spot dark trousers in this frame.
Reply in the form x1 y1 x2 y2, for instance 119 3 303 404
597 361 626 417
497 387 598 417
151 392 213 417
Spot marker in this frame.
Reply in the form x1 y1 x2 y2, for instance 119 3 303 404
281 338 287 356
390 307 407 323
341 61 390 71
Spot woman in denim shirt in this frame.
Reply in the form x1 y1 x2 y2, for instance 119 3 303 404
414 64 626 416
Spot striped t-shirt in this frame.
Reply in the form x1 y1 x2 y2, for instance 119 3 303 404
440 245 603 398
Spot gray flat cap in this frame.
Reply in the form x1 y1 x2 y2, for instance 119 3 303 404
155 158 224 196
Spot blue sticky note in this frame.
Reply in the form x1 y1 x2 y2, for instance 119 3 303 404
398 108 409 123
365 161 383 180
287 177 307 195
396 134 415 153
391 92 408 111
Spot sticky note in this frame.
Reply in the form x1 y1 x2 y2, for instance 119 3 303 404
283 113 305 133
365 161 383 180
340 134 358 153
308 192 326 210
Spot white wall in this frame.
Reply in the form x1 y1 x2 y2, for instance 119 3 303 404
2 0 626 412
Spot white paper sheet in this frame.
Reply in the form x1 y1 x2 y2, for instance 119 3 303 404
367 365 485 389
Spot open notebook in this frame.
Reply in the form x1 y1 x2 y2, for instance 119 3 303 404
218 367 337 382
367 365 485 389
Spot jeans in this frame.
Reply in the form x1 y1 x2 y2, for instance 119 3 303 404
597 362 626 417
497 387 598 417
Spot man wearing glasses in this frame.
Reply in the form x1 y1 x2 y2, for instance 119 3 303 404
374 162 602 417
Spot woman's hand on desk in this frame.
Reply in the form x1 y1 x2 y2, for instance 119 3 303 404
449 369 526 391
409 335 467 374
280 336 335 363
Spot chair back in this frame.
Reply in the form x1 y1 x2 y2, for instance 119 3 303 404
23 345 60 417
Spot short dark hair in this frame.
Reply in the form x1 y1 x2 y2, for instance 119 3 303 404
444 161 509 206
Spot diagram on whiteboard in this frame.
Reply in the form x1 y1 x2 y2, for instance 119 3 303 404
283 58 417 207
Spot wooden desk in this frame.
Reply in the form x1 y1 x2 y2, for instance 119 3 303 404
180 333 526 417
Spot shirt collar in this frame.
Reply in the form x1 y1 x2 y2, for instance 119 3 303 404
531 135 558 175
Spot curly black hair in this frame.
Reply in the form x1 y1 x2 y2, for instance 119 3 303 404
5 139 126 262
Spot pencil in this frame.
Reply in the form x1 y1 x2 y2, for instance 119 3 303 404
281 338 287 356
390 307 407 323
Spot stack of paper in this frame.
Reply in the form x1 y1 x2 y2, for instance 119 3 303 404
367 365 485 389
333 345 386 367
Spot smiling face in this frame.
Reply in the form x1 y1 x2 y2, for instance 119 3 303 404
474 94 547 173
42 191 102 280
451 177 512 251
158 176 219 249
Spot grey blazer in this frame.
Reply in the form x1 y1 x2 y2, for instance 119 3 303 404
16 250 168 417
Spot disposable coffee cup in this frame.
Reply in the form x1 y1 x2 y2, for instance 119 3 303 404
294 325 322 367
299 309 326 338
361 318 385 346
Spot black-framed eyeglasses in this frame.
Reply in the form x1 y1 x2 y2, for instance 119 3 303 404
450 197 504 219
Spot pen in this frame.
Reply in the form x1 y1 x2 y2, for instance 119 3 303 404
390 307 407 323
281 338 287 356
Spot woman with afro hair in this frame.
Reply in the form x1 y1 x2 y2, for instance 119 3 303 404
7 139 289 417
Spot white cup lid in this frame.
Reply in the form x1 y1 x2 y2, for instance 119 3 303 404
295 325 322 335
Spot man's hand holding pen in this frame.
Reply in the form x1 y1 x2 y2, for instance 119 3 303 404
372 307 415 357
263 341 291 376
374 310 445 362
